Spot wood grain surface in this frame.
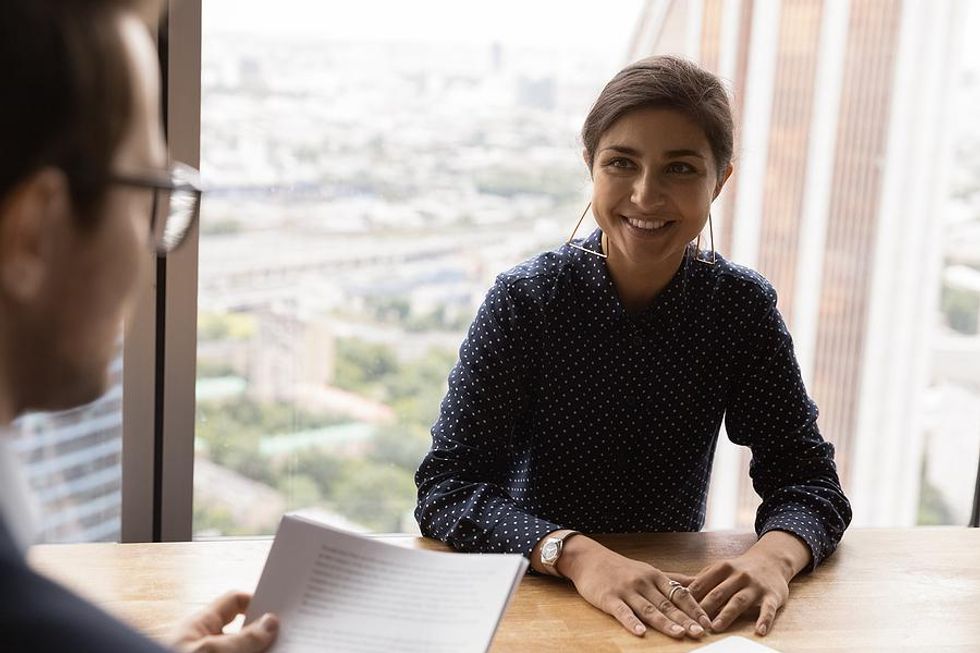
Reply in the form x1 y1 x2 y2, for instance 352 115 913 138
29 528 980 652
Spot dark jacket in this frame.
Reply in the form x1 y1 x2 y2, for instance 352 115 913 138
0 516 169 653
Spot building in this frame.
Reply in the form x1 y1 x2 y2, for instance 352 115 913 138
631 0 966 527
8 355 124 543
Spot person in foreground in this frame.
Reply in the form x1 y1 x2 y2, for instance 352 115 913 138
0 1 277 651
415 55 852 641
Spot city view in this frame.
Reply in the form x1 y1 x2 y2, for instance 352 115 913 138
4 0 976 544
192 23 635 535
193 0 980 538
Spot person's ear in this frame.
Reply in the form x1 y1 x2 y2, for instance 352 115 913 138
582 148 593 179
713 162 734 200
0 168 72 303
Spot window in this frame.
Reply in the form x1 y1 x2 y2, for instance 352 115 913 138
636 0 979 528
12 0 975 547
193 0 645 537
176 0 978 538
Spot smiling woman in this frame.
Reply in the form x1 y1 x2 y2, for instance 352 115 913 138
590 107 732 311
415 55 851 642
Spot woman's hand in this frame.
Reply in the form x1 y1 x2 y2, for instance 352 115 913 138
687 531 811 636
169 591 279 653
556 536 713 639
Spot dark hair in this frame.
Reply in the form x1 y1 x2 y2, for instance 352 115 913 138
0 0 145 226
582 55 734 178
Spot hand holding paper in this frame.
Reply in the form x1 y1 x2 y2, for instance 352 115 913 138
245 514 527 653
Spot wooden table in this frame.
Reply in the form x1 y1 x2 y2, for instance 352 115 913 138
29 528 980 652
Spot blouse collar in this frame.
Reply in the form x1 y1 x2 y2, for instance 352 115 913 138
569 228 695 327
0 437 39 555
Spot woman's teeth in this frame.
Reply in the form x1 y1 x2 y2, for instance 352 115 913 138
626 217 669 230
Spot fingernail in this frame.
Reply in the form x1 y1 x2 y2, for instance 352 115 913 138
712 619 724 631
634 623 646 635
690 624 704 636
671 625 685 635
261 614 279 633
758 624 768 636
700 617 714 632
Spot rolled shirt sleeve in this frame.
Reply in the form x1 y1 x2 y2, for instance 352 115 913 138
414 275 561 557
724 287 853 570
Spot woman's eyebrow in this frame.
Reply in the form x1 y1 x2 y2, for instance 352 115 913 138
599 145 706 159
664 149 706 159
599 145 642 156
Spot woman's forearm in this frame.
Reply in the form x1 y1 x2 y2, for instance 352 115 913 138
752 530 813 580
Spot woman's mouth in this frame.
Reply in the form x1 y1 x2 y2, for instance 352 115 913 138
622 215 676 235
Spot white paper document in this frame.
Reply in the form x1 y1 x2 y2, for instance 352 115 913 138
693 635 783 652
244 514 528 653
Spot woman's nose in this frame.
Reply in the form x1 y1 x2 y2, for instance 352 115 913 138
630 172 666 212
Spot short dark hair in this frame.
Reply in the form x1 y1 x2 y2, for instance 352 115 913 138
582 55 734 178
0 0 146 226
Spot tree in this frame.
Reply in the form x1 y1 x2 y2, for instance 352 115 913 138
942 286 979 335
277 473 322 511
917 450 956 525
333 338 399 393
329 460 417 532
368 424 432 473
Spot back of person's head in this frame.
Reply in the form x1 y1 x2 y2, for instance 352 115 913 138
0 0 153 223
0 0 166 416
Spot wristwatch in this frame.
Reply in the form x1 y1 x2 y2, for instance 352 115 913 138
540 529 580 577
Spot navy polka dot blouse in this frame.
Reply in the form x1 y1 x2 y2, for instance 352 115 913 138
415 229 852 571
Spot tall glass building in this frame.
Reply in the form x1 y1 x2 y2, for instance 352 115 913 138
8 355 123 543
632 0 970 527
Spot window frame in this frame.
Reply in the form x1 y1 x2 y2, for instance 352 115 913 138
136 0 980 540
121 0 201 543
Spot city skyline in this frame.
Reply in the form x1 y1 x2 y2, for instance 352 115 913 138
8 0 977 543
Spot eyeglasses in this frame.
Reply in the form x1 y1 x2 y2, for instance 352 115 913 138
110 162 203 255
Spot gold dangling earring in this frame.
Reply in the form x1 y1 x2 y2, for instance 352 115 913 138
566 202 607 259
695 212 717 265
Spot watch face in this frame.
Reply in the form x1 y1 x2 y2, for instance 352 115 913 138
542 541 559 561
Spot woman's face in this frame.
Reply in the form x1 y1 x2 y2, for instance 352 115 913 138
589 107 732 270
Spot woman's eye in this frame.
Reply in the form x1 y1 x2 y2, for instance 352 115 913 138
666 162 696 174
607 158 634 169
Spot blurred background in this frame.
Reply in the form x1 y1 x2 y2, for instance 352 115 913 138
9 0 979 541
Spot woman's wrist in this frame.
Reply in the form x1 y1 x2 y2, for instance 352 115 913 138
554 534 604 581
531 530 602 578
754 530 812 580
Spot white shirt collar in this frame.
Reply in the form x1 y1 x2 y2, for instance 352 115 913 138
0 437 40 554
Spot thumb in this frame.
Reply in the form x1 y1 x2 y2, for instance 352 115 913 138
214 613 279 653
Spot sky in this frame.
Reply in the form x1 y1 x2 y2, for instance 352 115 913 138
201 0 979 68
964 0 980 73
958 0 980 85
202 0 647 52
200 0 980 130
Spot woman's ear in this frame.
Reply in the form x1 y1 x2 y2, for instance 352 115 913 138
713 162 734 200
582 148 593 179
0 168 72 304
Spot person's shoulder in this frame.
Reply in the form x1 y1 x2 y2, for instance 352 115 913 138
699 253 778 310
0 519 169 652
492 241 579 305
707 253 778 300
496 240 573 284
